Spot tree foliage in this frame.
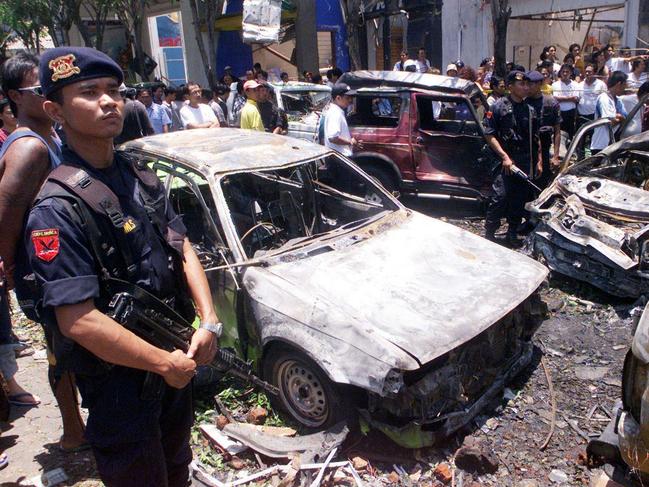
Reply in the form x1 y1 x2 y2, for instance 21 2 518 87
113 0 150 80
187 0 224 88
0 0 50 52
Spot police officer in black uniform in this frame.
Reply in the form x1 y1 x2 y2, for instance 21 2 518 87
483 70 542 246
19 47 221 486
526 70 562 189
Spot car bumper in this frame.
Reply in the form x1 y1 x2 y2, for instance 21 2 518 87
360 341 534 449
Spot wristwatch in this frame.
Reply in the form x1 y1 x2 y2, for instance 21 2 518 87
199 322 223 337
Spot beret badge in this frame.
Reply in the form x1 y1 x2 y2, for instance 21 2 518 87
49 54 81 82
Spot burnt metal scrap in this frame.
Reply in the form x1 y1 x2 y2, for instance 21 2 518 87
527 131 649 298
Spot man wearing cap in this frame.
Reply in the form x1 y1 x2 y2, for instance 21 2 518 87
240 80 265 131
483 70 542 246
23 46 220 486
324 83 360 157
446 64 458 77
526 70 562 188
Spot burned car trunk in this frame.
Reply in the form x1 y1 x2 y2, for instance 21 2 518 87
121 129 548 449
527 131 649 298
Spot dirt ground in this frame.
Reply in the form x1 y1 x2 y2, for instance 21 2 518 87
0 199 638 486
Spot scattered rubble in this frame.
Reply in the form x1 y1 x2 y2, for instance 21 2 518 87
454 439 499 475
549 468 569 483
433 462 452 483
6 202 635 486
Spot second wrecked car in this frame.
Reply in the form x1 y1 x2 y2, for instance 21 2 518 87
527 130 649 298
121 129 548 448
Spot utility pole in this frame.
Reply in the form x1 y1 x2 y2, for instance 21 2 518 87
640 0 649 50
295 0 319 77
491 0 512 77
382 0 394 70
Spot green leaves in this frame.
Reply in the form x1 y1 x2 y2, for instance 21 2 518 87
0 0 50 51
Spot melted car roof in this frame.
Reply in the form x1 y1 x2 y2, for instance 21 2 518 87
120 128 331 174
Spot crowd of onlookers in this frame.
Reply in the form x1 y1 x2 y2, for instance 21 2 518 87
389 44 649 146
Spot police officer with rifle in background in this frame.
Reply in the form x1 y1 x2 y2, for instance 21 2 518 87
18 46 221 486
483 70 542 247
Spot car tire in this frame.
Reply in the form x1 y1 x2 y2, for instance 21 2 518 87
362 165 398 199
263 347 353 430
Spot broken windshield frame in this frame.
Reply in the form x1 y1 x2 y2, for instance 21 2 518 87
218 154 399 260
280 90 331 117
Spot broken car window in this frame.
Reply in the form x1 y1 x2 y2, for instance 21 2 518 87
281 91 331 118
417 96 480 136
348 95 402 128
221 155 398 259
153 161 227 266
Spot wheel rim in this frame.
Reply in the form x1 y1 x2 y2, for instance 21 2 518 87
277 359 328 428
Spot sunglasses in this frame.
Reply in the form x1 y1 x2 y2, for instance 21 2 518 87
18 85 43 96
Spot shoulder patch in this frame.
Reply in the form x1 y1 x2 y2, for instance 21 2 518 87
31 228 60 262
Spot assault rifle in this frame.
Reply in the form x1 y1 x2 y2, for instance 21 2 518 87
510 165 542 194
104 279 279 396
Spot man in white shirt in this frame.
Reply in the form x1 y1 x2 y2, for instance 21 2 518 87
393 51 409 71
577 63 607 121
324 84 361 157
576 63 607 157
591 71 628 153
415 47 431 73
179 82 220 130
605 45 631 73
552 64 580 145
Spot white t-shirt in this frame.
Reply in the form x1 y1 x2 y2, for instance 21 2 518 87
606 57 630 73
552 80 580 111
416 59 431 73
324 103 352 156
628 71 649 90
179 103 217 129
591 92 618 150
619 94 642 137
577 79 607 115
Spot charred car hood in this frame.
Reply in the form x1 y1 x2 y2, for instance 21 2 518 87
245 211 547 366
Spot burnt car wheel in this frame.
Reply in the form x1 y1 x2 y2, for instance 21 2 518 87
264 348 351 429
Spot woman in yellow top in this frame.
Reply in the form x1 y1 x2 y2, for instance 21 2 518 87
540 66 554 95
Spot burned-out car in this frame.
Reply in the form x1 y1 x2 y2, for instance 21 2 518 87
121 129 548 448
588 300 649 484
527 129 649 298
269 81 331 141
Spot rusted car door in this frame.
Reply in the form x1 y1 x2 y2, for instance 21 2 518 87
348 93 415 179
410 92 492 196
151 159 244 354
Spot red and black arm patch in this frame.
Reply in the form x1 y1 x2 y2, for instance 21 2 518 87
31 228 60 262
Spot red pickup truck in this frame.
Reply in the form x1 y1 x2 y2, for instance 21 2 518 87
339 71 495 201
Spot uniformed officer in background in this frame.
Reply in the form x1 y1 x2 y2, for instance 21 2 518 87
483 70 542 247
20 46 221 486
526 70 562 189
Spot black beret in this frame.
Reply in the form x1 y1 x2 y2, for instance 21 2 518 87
331 83 355 97
40 46 124 97
526 70 544 83
506 70 528 85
